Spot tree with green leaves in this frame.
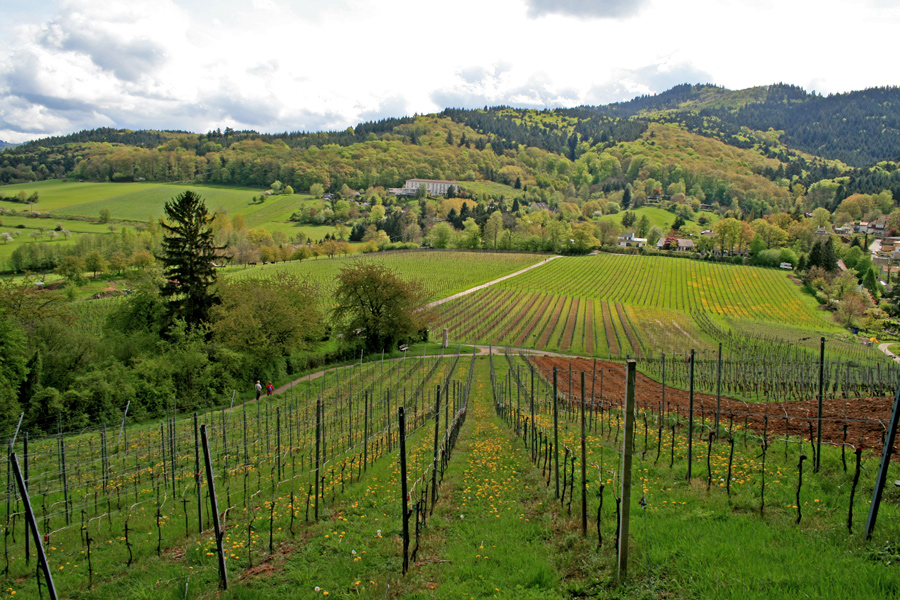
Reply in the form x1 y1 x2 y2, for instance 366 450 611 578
483 211 504 249
636 215 650 237
211 272 323 369
158 190 222 327
83 250 108 279
331 263 429 352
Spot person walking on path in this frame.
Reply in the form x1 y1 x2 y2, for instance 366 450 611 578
256 380 262 401
266 382 275 397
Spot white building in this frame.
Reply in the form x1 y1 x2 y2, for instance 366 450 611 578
388 179 457 197
617 232 647 248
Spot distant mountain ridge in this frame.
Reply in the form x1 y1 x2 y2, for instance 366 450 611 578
3 83 900 209
0 140 17 150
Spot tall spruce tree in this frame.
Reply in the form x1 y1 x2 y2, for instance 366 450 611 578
821 237 839 271
159 190 222 327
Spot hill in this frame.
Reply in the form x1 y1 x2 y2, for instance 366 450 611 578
3 82 900 217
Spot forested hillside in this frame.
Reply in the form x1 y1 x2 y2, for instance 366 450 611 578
3 83 900 213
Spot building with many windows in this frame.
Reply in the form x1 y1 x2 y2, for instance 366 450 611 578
389 179 457 197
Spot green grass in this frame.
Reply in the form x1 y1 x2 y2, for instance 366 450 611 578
457 180 519 198
0 180 315 224
596 205 719 232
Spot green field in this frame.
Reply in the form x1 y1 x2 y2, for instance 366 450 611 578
0 180 320 224
0 181 341 270
597 205 720 231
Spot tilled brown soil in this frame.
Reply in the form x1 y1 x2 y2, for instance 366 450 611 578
530 356 898 456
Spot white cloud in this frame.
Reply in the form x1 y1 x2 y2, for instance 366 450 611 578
0 0 898 143
524 0 650 19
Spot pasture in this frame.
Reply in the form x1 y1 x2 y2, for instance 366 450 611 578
0 181 338 270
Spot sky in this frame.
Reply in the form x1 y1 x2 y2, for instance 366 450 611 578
0 0 898 143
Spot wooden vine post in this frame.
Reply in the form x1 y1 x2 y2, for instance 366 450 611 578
398 407 410 573
200 425 228 590
11 453 57 600
617 360 637 582
816 337 825 473
865 375 900 537
580 371 587 537
687 349 695 480
553 367 560 499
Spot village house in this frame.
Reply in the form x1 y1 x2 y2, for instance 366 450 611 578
879 237 900 254
618 232 647 248
656 237 695 251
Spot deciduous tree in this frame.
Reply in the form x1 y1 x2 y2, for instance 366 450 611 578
331 263 429 352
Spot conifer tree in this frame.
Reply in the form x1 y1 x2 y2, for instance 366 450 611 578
159 190 222 327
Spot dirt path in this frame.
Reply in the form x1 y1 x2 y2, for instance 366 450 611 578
423 255 561 309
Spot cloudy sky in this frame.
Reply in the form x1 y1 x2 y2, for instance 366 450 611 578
1 0 897 143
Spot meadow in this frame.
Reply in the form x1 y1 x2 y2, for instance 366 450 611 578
0 180 339 271
0 180 298 223
596 205 720 230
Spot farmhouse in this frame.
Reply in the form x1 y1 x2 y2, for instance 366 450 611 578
389 178 457 197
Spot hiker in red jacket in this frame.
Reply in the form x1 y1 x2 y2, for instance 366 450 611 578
266 382 274 397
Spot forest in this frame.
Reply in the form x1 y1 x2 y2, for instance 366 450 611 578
3 84 900 209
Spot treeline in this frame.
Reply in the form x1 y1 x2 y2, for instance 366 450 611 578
590 83 900 167
440 107 647 157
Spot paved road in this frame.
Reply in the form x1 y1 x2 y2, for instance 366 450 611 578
878 342 900 364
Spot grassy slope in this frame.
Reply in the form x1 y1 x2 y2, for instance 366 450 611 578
0 180 310 223
596 206 720 231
